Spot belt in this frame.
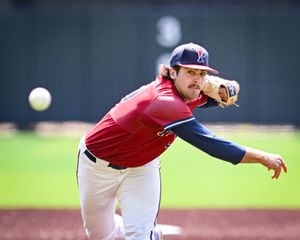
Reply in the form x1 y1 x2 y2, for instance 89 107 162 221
84 149 127 170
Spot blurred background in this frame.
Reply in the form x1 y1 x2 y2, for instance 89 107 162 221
0 0 300 127
0 0 299 222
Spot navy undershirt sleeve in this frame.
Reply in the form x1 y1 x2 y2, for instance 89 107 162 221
170 119 246 164
199 97 219 108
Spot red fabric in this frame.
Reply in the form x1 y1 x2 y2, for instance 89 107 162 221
85 76 208 167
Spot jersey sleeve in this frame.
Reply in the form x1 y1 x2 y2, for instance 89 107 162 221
198 97 219 108
142 95 194 128
187 94 219 110
170 119 246 164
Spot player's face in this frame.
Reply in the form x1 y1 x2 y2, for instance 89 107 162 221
172 67 207 101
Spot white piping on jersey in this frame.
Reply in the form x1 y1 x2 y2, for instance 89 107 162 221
164 117 195 130
197 100 208 107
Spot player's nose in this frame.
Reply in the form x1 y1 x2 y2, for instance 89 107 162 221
194 74 204 84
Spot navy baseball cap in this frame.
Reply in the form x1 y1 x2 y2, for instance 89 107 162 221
170 42 219 74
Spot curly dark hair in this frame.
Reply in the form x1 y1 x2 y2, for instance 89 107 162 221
158 65 180 80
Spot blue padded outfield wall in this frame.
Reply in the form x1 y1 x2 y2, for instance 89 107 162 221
0 4 299 126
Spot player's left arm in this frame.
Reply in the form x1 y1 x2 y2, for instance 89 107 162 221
187 75 240 109
201 75 240 108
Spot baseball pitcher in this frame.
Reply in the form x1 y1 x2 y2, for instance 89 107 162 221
76 42 287 240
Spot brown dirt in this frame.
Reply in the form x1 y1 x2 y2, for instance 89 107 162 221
0 209 299 240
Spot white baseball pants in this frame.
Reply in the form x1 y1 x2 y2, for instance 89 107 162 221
77 137 161 240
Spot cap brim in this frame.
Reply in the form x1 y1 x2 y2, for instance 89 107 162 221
178 64 219 74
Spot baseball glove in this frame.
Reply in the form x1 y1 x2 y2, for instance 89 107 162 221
202 75 240 107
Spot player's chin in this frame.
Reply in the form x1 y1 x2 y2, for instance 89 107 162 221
188 89 201 99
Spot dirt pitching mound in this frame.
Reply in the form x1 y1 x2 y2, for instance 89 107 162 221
0 209 299 240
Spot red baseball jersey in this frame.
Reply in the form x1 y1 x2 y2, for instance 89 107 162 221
85 76 209 167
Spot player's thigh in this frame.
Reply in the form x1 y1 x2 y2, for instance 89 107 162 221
77 152 123 239
77 150 120 215
117 159 161 239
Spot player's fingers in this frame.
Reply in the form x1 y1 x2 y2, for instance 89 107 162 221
276 157 287 176
275 161 286 179
270 162 279 179
271 169 276 179
281 159 288 173
272 167 281 179
277 167 282 179
272 156 287 179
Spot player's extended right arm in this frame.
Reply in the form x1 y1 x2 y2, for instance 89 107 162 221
170 119 246 165
170 119 287 179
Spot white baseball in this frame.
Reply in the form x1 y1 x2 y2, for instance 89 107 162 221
28 87 52 111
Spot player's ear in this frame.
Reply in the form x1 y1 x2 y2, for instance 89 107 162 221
169 68 177 80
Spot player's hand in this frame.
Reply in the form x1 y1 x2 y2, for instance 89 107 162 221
241 147 287 179
261 153 288 179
